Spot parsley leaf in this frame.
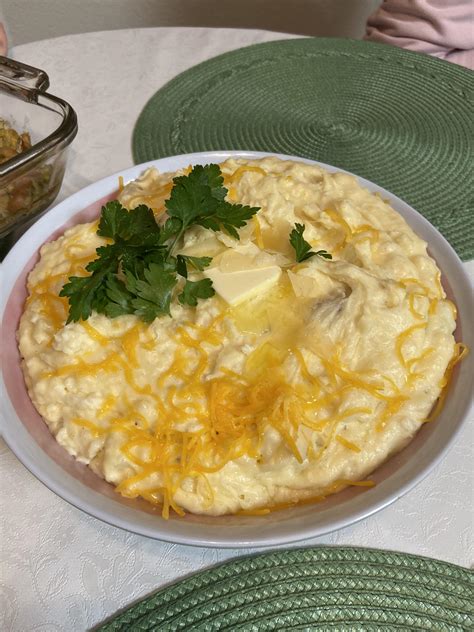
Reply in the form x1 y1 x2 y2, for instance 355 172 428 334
166 164 259 240
179 255 213 271
60 273 105 323
176 254 213 279
178 278 215 307
166 167 221 227
103 275 135 318
98 202 159 241
197 201 260 239
159 217 182 244
126 264 177 321
176 255 188 279
59 249 118 323
289 223 332 263
313 249 333 259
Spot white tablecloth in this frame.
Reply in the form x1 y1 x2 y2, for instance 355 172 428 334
1 27 473 632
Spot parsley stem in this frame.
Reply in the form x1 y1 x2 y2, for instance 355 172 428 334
167 223 186 261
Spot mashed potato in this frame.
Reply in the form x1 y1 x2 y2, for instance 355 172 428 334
18 157 461 517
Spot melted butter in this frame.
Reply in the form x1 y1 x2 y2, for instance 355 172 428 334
236 478 375 515
229 274 311 341
352 224 380 244
323 207 352 239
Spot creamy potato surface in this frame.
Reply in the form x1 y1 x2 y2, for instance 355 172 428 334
18 158 458 516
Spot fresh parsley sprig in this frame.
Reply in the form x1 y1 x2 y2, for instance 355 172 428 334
289 223 332 263
60 164 260 323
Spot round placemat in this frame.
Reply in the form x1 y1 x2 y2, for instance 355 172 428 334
133 38 474 261
98 547 473 630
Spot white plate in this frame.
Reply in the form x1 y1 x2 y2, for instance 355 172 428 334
1 151 472 548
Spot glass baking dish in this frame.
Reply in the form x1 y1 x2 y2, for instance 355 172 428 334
0 56 78 257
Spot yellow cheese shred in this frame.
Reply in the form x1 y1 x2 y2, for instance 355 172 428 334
71 418 107 437
81 320 109 346
253 215 265 249
395 323 427 367
424 343 469 423
352 224 380 246
97 395 117 419
336 435 361 452
121 324 144 366
408 293 427 320
31 292 67 333
428 299 439 315
406 347 434 373
399 277 429 292
228 165 267 183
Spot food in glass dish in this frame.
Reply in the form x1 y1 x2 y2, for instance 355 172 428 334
0 118 32 163
17 157 466 518
0 119 52 224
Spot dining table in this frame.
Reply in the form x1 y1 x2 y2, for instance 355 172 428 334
1 27 473 632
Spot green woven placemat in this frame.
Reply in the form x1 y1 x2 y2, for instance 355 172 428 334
98 547 473 630
133 38 474 261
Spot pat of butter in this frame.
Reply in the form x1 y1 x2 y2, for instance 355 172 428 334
204 266 281 305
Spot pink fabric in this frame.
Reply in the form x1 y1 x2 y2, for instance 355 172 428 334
365 0 474 69
0 23 7 55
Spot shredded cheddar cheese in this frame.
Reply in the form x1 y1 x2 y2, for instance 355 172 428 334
81 320 109 346
408 293 427 320
253 215 265 249
336 435 361 452
228 165 267 183
396 323 427 367
71 418 107 437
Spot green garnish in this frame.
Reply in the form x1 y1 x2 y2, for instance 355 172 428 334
60 164 260 323
178 278 215 307
289 223 332 263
